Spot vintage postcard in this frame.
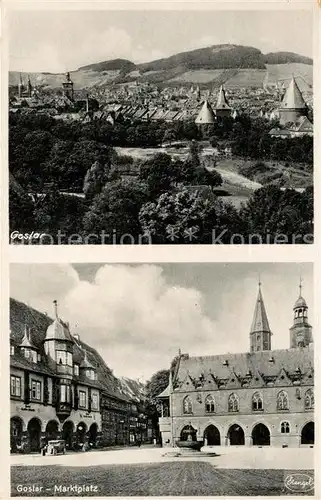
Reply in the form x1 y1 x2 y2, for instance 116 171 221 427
8 262 314 496
6 5 314 245
1 2 318 500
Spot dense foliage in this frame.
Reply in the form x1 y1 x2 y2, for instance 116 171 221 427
9 111 313 244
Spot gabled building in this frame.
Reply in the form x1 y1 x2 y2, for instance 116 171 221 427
158 282 314 448
215 85 232 118
9 298 136 453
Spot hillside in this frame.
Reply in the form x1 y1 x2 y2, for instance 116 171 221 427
264 52 312 65
9 44 313 90
138 45 266 71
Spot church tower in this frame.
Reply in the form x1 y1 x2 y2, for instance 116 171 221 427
62 72 74 101
290 279 313 348
250 282 272 352
215 85 231 118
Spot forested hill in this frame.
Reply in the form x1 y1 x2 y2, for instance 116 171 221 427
9 44 312 89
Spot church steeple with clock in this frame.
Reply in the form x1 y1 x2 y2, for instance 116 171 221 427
289 279 313 348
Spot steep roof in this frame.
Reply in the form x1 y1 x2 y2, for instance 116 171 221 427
281 77 306 110
174 346 313 386
19 325 38 349
10 297 130 401
195 100 215 124
216 85 231 110
250 286 271 334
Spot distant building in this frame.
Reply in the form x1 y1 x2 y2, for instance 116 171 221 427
158 281 314 448
215 85 232 118
62 72 74 102
195 100 215 126
278 77 308 126
18 74 33 99
10 298 150 453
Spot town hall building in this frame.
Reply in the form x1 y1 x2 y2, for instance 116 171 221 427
158 282 314 448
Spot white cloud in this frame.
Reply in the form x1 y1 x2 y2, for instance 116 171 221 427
10 264 241 379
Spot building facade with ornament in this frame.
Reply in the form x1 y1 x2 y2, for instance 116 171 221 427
158 283 314 448
9 298 148 453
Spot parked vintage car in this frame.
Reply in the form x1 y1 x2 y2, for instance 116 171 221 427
47 440 66 455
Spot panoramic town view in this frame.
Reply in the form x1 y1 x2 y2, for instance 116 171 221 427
9 10 313 244
10 263 314 496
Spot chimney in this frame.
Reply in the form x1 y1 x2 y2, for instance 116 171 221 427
73 333 80 342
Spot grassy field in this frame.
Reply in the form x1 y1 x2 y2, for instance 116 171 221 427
11 463 314 496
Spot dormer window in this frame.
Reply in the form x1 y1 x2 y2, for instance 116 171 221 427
56 350 72 367
21 347 37 363
74 364 79 376
86 369 96 380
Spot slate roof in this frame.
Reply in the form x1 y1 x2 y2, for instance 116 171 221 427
10 298 130 401
216 85 231 110
281 77 306 110
195 100 215 124
250 286 271 334
174 346 313 385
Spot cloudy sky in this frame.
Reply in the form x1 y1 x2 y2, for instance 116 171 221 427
10 263 313 381
9 10 313 72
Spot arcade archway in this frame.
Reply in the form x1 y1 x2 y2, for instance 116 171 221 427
88 423 98 446
228 424 245 445
301 422 314 445
46 420 59 441
11 417 24 452
204 425 221 445
252 423 270 446
62 421 74 449
27 418 41 452
76 422 87 445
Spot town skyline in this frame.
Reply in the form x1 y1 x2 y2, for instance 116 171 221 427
9 10 313 72
10 263 313 380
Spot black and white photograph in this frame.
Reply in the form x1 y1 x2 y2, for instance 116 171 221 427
8 8 314 245
9 263 314 496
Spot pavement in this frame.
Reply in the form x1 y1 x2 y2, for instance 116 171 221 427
11 445 314 470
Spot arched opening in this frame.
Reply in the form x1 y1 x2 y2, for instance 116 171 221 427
204 425 221 446
88 423 98 447
11 417 24 452
228 424 245 446
76 422 87 446
62 421 74 450
252 423 270 446
46 420 59 442
301 422 314 445
180 425 197 442
27 418 41 452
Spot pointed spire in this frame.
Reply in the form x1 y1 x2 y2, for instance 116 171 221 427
216 85 230 110
168 369 173 393
20 324 37 348
281 76 306 110
53 300 58 319
195 100 215 124
294 276 307 309
250 282 271 334
299 275 303 297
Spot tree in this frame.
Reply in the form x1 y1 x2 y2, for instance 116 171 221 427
9 179 35 237
83 178 149 243
139 185 241 244
145 369 170 443
33 185 87 242
239 185 313 244
139 153 183 199
83 161 110 201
